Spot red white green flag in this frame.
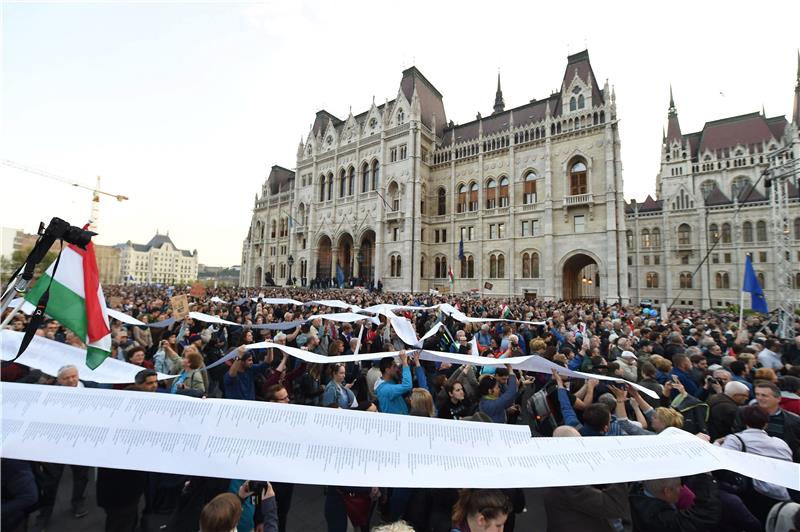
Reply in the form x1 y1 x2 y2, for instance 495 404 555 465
23 242 112 369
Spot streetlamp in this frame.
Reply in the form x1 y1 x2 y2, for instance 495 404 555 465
287 255 294 286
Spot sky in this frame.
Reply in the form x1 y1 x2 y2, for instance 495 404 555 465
2 0 798 267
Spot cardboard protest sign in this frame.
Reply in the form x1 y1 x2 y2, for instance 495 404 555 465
107 296 123 309
170 295 190 320
190 282 207 298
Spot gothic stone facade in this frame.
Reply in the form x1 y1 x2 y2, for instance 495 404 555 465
626 59 800 309
241 51 629 301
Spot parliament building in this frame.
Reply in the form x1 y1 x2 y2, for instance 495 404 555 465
241 51 800 306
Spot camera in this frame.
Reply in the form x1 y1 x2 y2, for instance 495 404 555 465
248 480 268 494
43 217 95 249
706 376 719 386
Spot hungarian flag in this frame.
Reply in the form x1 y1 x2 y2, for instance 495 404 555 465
23 242 112 369
447 264 454 284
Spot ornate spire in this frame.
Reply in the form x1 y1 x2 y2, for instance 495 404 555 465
666 84 682 144
493 71 505 115
794 50 800 124
668 84 677 117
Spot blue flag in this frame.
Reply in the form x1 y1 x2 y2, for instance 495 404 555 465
742 255 768 314
458 239 465 261
336 264 345 288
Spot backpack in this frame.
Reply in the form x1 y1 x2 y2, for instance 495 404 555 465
525 381 559 437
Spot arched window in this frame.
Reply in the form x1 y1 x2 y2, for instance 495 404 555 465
641 229 651 248
460 256 474 278
361 162 370 193
348 167 355 196
435 257 447 279
437 187 447 215
714 272 730 289
497 254 505 277
652 228 661 248
743 221 754 242
756 220 767 242
708 223 719 244
795 272 800 289
420 256 425 278
679 272 693 289
626 230 635 249
469 182 479 211
397 110 405 124
757 272 765 289
731 176 753 201
387 182 400 211
646 272 659 288
339 169 346 198
522 253 530 278
700 179 717 200
326 172 333 200
531 252 540 278
569 97 576 111
569 160 587 196
485 179 497 209
457 184 467 213
390 255 402 277
678 224 691 246
578 94 585 109
498 177 509 207
523 171 537 204
372 160 380 190
794 218 800 240
319 175 326 202
270 220 277 239
721 223 731 244
489 255 497 278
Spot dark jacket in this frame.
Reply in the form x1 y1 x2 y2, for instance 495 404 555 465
707 393 739 441
544 483 630 532
629 474 720 532
97 467 147 509
1 459 38 531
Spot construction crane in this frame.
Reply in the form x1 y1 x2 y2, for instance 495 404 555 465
1 160 129 233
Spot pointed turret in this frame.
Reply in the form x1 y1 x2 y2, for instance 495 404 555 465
793 49 800 125
666 84 682 144
493 72 505 115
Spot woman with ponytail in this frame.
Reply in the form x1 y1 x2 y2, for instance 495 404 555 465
450 489 511 532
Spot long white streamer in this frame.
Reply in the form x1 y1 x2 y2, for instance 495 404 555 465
2 383 798 490
0 331 172 383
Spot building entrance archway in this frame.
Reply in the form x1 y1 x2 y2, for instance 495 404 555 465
562 253 600 301
317 236 332 282
358 230 376 286
337 233 354 282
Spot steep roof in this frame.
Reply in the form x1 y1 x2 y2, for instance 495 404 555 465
696 113 785 153
400 66 447 136
704 186 730 206
146 233 176 248
552 50 604 118
638 194 663 212
311 110 342 137
738 185 766 203
266 165 295 195
439 95 555 147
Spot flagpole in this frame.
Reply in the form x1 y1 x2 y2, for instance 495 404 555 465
738 283 745 331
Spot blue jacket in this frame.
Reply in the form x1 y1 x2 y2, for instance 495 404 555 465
669 367 700 397
479 374 518 423
376 365 412 415
322 380 356 409
224 362 268 401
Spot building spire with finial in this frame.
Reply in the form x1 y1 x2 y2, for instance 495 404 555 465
493 70 505 115
666 84 682 144
793 49 800 124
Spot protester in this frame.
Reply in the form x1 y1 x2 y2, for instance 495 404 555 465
4 283 800 531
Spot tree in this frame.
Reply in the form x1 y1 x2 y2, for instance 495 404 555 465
1 247 58 285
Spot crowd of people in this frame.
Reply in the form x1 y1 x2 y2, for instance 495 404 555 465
2 283 800 532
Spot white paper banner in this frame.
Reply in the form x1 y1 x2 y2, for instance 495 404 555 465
0 331 172 383
2 383 798 490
